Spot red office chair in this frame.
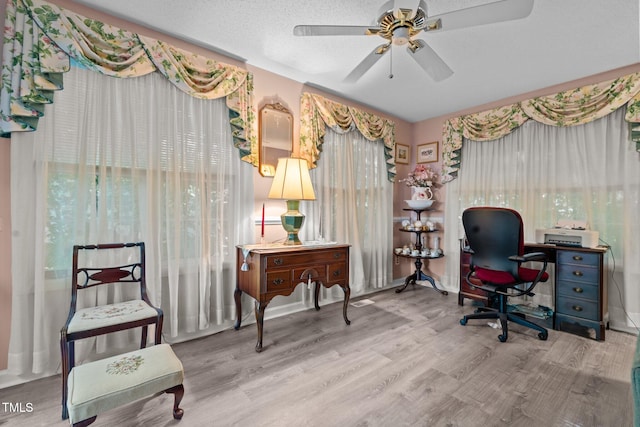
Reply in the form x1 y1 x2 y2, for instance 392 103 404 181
459 207 549 342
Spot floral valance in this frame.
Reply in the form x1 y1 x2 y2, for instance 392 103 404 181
299 92 396 182
0 0 256 164
442 72 640 182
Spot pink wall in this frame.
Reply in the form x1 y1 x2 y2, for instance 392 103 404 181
248 66 414 246
0 137 10 370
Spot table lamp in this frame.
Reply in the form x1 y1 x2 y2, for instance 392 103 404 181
268 157 316 245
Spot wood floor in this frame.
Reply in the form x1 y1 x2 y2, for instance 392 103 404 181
1 285 636 426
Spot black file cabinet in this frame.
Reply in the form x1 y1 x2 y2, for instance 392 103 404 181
554 248 608 340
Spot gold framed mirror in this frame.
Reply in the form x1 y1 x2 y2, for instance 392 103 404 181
259 103 293 177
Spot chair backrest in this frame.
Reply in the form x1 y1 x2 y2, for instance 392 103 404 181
71 242 149 307
462 207 524 278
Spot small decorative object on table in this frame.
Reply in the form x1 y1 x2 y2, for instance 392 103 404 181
401 164 438 209
405 199 433 209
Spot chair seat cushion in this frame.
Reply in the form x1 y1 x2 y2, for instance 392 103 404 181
475 266 549 285
67 300 159 334
67 343 183 424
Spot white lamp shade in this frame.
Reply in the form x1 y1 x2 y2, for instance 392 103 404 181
268 158 316 201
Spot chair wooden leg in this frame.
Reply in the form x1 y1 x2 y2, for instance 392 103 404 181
165 384 185 420
140 326 148 349
60 335 69 420
60 338 76 419
155 316 163 345
73 415 97 427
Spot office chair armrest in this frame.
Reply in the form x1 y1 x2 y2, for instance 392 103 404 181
508 251 546 263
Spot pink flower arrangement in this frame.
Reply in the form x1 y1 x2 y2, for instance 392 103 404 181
400 165 438 188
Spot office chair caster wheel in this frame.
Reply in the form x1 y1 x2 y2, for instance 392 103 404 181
460 318 467 326
498 334 508 342
538 332 548 340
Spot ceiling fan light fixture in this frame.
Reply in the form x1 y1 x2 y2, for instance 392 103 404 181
392 27 410 45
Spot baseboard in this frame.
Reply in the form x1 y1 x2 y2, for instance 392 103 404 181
0 370 50 389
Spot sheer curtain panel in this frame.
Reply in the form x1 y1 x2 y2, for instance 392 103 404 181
9 66 254 376
443 108 640 331
302 128 393 296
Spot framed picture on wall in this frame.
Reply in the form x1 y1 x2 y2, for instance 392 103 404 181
417 141 438 163
396 143 410 164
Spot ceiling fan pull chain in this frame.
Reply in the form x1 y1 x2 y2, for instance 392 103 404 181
389 46 393 79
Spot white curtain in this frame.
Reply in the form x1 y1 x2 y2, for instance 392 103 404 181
301 128 393 296
9 66 254 375
443 107 640 331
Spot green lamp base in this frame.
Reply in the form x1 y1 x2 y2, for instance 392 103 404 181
281 200 305 245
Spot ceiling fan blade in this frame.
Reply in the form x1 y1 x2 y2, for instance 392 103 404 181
293 25 372 36
377 1 394 17
344 44 390 83
407 40 453 82
391 0 425 19
424 0 534 33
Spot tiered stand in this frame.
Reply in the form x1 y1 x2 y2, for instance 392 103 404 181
395 208 447 295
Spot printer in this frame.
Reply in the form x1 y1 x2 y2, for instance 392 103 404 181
535 220 599 248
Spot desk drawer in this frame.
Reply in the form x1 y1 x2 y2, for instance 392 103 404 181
557 250 600 268
556 280 599 301
557 264 599 284
291 262 347 285
327 263 347 283
292 265 326 282
265 270 292 292
265 249 347 269
556 295 599 321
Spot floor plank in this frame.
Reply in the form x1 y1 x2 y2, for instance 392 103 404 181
0 286 636 426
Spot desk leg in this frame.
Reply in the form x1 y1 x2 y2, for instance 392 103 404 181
314 281 321 311
234 288 242 330
254 301 267 352
341 285 351 325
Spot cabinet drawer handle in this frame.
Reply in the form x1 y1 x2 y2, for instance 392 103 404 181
333 253 341 259
272 278 285 285
572 270 584 277
572 255 583 261
572 287 584 293
273 258 283 265
571 305 583 312
333 270 341 277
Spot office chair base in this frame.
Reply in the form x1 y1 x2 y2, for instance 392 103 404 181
460 310 548 342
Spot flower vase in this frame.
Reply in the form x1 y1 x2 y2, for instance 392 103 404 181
411 186 433 201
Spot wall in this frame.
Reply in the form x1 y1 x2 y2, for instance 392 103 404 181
0 138 10 370
248 67 414 248
0 0 8 374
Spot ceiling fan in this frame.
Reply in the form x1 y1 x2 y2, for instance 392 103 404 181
293 0 534 83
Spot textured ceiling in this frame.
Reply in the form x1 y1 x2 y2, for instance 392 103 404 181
73 0 639 123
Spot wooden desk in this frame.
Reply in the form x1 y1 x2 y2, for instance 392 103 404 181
459 242 608 340
234 243 351 352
